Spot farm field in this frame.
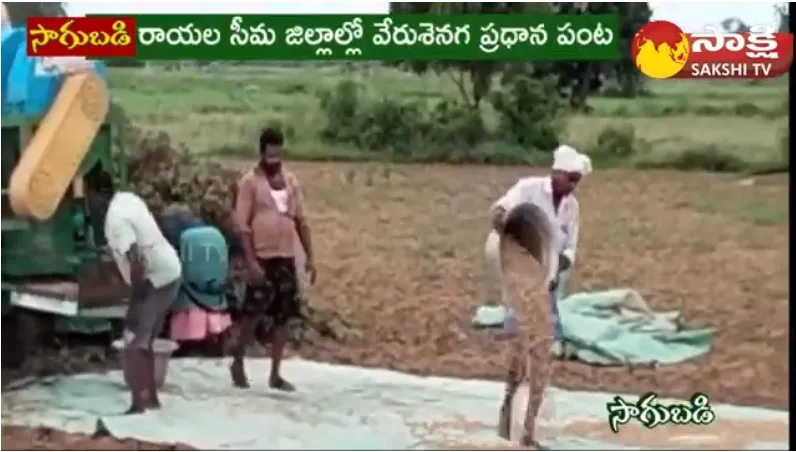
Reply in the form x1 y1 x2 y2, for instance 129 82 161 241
257 161 789 409
3 66 790 450
2 162 789 450
113 65 789 408
110 66 789 168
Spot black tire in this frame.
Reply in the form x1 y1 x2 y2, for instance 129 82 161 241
1 309 27 369
1 308 53 371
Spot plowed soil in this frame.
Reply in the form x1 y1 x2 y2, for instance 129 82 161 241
290 163 788 409
4 162 787 450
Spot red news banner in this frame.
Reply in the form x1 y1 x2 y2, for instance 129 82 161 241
683 26 793 78
26 16 136 58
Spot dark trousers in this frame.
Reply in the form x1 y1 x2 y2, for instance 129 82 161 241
233 257 300 355
124 279 181 349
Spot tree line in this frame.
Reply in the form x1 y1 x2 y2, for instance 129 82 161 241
7 2 789 162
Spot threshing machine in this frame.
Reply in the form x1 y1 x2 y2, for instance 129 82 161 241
1 25 130 368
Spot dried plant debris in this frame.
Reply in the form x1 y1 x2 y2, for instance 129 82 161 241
1 426 194 451
125 126 357 347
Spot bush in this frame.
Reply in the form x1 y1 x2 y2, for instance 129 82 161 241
318 79 363 144
456 141 552 165
769 100 789 118
316 70 570 164
636 146 749 173
744 126 789 175
733 102 764 117
688 104 724 116
426 99 486 149
589 123 637 159
490 71 567 152
356 97 427 158
317 79 488 161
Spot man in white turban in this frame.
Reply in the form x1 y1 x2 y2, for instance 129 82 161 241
488 144 592 346
489 144 591 447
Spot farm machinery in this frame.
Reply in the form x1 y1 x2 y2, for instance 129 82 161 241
1 25 130 369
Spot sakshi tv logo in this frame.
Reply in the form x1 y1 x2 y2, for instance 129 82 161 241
631 20 793 79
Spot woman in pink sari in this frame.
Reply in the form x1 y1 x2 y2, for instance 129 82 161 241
160 202 235 356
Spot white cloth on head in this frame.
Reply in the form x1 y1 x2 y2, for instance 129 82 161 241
552 145 592 175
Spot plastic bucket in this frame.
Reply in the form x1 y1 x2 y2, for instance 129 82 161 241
111 338 179 389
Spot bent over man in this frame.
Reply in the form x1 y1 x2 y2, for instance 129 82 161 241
490 144 591 347
490 144 591 447
87 168 182 414
231 127 316 392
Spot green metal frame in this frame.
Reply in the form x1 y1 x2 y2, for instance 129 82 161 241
1 111 128 280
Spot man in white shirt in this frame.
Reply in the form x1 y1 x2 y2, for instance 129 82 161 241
490 145 591 340
491 144 591 447
88 169 182 414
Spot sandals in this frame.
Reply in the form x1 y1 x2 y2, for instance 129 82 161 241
269 376 296 392
230 360 295 392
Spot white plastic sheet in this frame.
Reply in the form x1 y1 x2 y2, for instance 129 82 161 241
1 358 787 450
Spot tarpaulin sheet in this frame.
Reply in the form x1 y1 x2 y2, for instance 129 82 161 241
1 358 787 450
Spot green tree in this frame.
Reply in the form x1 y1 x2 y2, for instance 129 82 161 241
490 63 567 150
387 2 652 108
3 2 66 26
388 2 555 110
544 2 652 104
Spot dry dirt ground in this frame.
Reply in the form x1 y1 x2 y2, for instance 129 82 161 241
290 162 788 409
5 162 788 450
0 426 195 450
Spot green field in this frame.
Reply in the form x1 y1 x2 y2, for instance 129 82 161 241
110 65 788 171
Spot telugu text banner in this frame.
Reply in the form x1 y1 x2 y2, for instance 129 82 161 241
95 14 619 61
26 16 136 58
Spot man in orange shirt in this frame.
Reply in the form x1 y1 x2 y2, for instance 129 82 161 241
231 128 316 392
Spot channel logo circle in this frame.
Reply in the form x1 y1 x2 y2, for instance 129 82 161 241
631 20 690 79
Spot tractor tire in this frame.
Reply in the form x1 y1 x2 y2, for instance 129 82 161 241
1 308 53 371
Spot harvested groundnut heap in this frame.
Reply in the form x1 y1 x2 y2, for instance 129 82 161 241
122 118 356 348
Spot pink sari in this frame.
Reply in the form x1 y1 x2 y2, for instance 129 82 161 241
170 309 232 342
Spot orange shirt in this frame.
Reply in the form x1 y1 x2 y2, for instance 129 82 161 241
234 167 305 259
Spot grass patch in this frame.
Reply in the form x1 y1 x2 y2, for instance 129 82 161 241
109 66 789 171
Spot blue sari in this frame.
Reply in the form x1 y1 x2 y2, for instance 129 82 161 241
159 206 228 312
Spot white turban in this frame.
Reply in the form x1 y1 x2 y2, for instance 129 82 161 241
552 145 592 175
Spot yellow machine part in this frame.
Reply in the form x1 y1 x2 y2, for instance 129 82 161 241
8 71 109 220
